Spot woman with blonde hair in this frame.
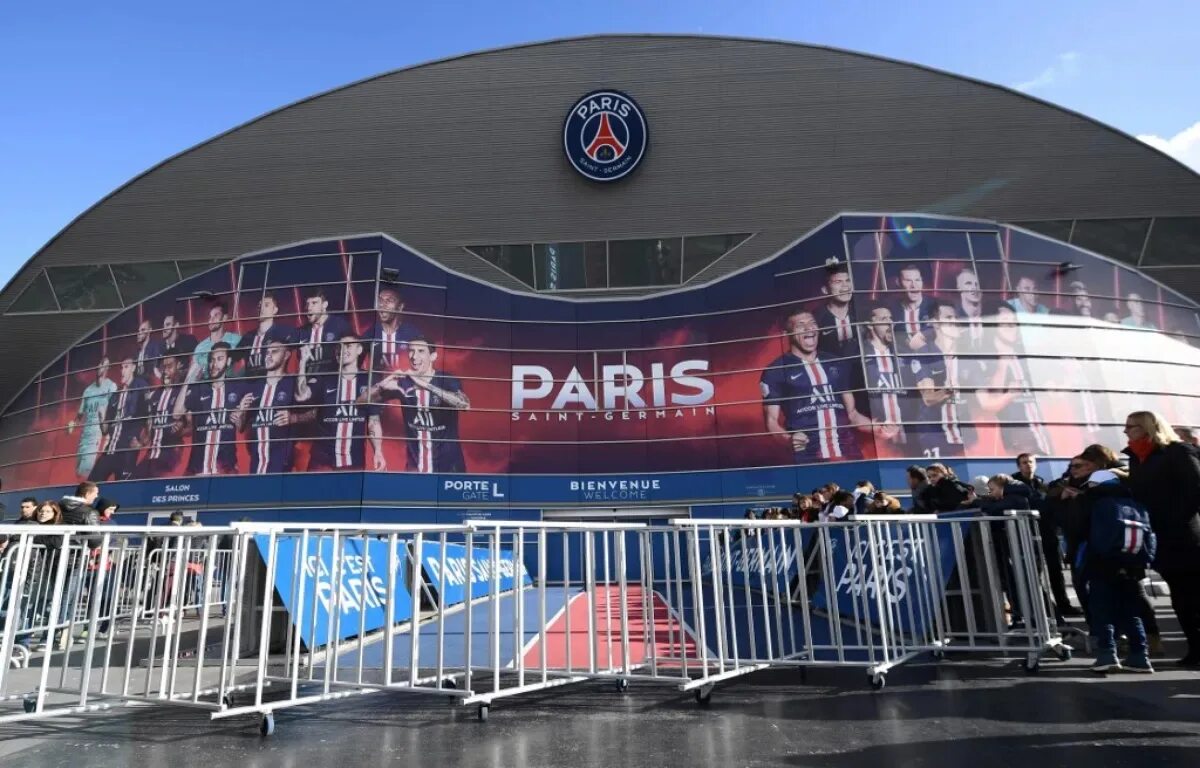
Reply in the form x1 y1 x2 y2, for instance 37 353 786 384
1123 410 1200 667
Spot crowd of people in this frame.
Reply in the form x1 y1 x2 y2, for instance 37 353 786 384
744 410 1200 675
0 482 219 650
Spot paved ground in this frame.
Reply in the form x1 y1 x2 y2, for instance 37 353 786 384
0 626 1196 768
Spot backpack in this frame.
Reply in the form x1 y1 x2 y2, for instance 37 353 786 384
1086 490 1157 568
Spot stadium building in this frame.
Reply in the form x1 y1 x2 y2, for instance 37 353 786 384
2 34 1199 524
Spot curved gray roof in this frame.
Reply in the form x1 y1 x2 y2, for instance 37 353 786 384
2 33 1199 405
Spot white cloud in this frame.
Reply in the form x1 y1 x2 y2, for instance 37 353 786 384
1012 51 1081 93
1138 122 1200 173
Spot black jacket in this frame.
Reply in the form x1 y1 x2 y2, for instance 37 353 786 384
1125 441 1200 572
923 477 974 513
59 495 102 548
1047 474 1091 559
908 480 932 513
1013 471 1048 509
977 480 1033 515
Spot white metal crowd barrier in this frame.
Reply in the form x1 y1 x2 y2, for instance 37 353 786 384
0 510 1068 736
0 526 243 725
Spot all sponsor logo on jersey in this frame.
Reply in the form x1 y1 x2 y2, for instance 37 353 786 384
562 90 648 182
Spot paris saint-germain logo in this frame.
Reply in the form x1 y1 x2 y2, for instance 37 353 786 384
563 90 648 182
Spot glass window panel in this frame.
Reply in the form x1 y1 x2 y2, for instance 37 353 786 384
968 232 1003 261
1015 220 1074 242
6 271 59 313
608 238 682 288
468 245 534 288
46 265 122 310
1069 218 1151 266
534 242 606 290
683 234 749 282
1142 217 1200 267
176 259 229 279
109 261 182 305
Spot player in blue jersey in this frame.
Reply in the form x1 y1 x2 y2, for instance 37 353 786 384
90 358 149 481
369 286 422 373
975 302 1052 456
174 342 242 476
191 303 242 381
136 354 185 478
232 339 311 475
815 262 858 361
235 292 295 379
296 334 385 471
892 263 936 352
67 356 117 479
299 288 352 375
761 309 876 463
132 320 165 382
362 336 470 474
908 301 985 459
861 306 908 447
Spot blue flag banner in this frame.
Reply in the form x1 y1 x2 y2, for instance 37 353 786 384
699 528 809 596
810 517 965 635
254 534 414 650
417 541 533 607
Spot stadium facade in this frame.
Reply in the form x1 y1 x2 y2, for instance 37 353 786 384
1 35 1199 524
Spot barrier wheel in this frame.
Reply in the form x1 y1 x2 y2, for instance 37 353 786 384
477 704 489 722
259 713 274 737
1053 646 1073 662
694 687 712 707
22 698 35 714
615 678 629 693
870 674 886 691
441 678 457 690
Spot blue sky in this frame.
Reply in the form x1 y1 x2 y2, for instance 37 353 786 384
2 0 1197 285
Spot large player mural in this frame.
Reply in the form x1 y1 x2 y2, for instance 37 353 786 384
2 214 1200 499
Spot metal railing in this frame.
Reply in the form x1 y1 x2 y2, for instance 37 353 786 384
0 510 1068 735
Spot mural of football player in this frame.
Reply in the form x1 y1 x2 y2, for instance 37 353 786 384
296 334 383 471
908 301 984 458
174 342 242 476
299 288 351 375
191 303 242 380
136 353 186 479
363 336 469 473
89 358 148 481
892 263 936 352
235 292 295 379
132 319 164 382
1121 292 1158 330
955 268 986 352
974 302 1052 455
370 286 421 373
232 339 311 474
815 262 858 360
861 305 907 446
67 356 117 479
761 308 880 463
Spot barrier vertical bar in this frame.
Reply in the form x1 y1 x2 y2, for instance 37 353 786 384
410 532 423 687
290 529 310 701
464 531 474 690
253 530 278 710
384 533 397 688
436 532 447 688
190 534 220 702
515 527 526 687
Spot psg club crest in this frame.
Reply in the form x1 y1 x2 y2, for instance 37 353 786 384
562 90 648 182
